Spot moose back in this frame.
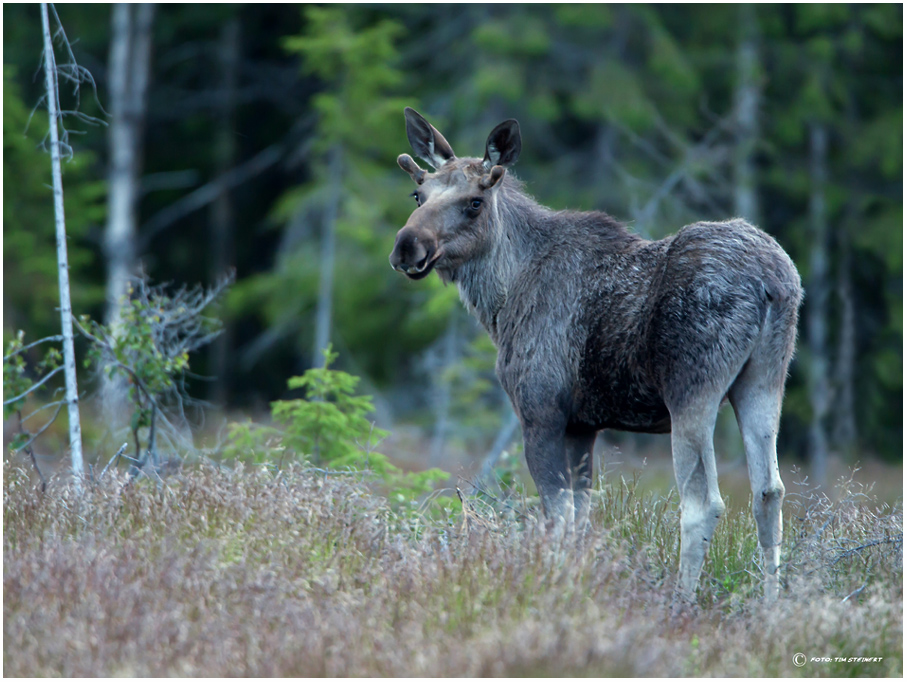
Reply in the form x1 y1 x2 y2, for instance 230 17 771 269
390 107 802 602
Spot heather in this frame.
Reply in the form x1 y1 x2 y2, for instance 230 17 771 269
4 462 901 677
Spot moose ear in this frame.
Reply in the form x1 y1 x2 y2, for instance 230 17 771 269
483 119 521 170
404 107 456 170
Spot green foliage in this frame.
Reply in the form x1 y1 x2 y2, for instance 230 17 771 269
3 331 64 454
442 332 509 447
79 276 228 464
272 345 388 467
2 4 902 464
230 6 421 382
3 332 63 416
282 6 407 156
3 64 105 336
3 332 34 419
82 286 189 437
228 345 448 509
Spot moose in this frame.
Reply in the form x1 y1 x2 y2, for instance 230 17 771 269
390 107 803 602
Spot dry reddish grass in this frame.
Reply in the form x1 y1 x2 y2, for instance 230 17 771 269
4 461 901 677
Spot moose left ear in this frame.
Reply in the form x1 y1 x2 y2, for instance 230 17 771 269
405 107 456 170
483 119 521 170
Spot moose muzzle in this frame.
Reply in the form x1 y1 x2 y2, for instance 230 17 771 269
389 226 439 280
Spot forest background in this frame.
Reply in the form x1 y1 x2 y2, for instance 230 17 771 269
3 4 902 493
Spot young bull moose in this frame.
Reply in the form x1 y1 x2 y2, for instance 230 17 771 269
390 107 802 602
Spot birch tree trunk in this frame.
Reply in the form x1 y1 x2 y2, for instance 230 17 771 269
41 2 84 487
806 123 831 484
312 145 342 369
209 17 240 404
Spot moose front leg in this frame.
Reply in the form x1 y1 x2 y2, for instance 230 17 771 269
521 420 576 533
566 429 596 531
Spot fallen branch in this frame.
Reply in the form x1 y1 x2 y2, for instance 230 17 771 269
99 442 129 480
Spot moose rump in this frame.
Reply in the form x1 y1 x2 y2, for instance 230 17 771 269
391 107 803 603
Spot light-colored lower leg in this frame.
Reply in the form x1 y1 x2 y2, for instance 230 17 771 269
763 545 781 603
672 408 725 601
542 486 577 538
732 380 786 603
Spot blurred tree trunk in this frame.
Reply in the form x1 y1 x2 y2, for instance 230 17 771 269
430 309 459 466
102 3 155 421
104 3 155 326
806 122 830 484
312 145 342 368
208 17 240 405
832 81 860 455
833 224 857 451
733 4 760 225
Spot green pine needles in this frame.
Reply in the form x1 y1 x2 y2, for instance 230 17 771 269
228 345 449 510
273 346 386 468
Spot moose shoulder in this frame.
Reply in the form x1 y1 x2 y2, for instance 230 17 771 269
390 107 803 603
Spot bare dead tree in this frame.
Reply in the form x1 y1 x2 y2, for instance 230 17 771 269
40 2 85 489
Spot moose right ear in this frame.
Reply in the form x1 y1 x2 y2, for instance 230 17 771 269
404 107 456 170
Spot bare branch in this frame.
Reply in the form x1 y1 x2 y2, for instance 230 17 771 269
4 335 64 361
20 398 68 425
12 400 65 454
48 3 109 118
138 144 283 249
830 536 903 566
3 366 64 406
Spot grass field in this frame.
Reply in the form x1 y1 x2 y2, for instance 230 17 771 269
4 460 902 676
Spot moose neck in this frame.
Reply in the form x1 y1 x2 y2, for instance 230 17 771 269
448 180 550 340
447 176 642 342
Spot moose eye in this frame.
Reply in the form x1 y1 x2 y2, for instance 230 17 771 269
469 198 483 211
412 192 421 207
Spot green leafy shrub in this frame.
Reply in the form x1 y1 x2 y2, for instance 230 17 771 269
3 331 65 477
77 275 230 470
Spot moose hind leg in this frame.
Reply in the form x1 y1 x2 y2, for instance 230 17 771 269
670 401 725 602
729 367 787 603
